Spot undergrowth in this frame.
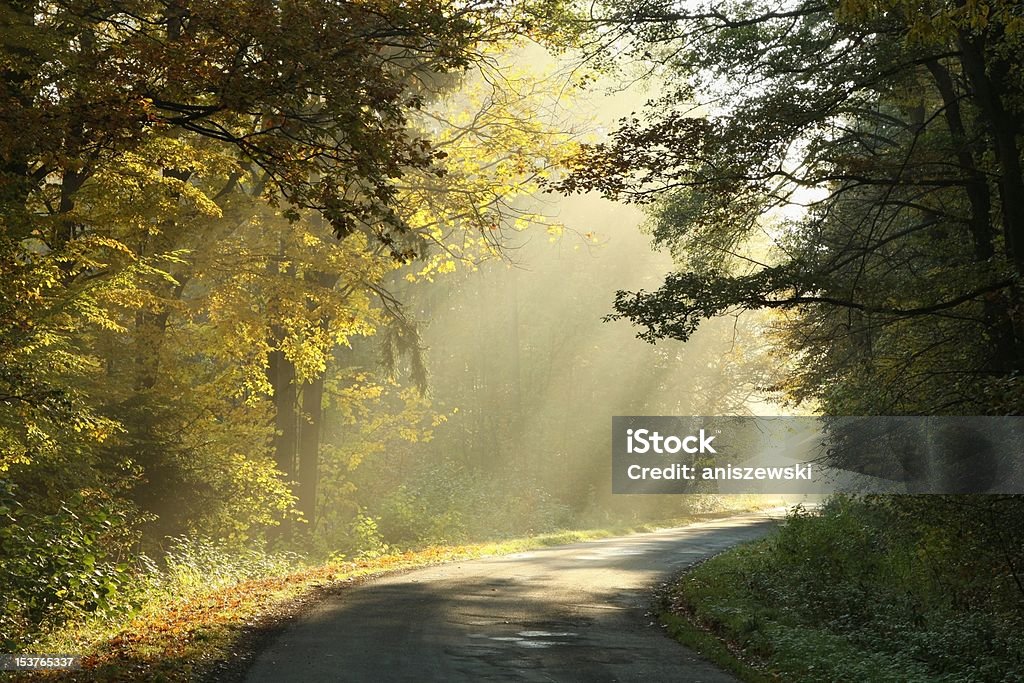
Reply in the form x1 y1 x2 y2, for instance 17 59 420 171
664 497 1024 683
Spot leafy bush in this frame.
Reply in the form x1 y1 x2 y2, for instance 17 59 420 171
669 497 1024 683
0 490 307 651
324 513 392 561
0 481 135 649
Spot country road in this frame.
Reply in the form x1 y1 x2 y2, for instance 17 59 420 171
245 513 779 682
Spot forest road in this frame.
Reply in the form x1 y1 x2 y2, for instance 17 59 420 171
244 513 779 682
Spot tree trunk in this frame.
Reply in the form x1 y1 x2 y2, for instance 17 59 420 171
297 374 323 528
926 57 1021 373
0 0 37 240
958 33 1024 278
269 341 298 481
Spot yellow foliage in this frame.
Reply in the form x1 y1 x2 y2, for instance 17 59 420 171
398 48 581 279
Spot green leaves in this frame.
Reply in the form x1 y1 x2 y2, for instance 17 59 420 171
565 0 1024 414
0 482 135 650
676 498 1024 682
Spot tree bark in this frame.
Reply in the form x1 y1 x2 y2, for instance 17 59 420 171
297 375 323 528
957 32 1024 278
926 57 1020 373
0 1 38 240
268 341 298 481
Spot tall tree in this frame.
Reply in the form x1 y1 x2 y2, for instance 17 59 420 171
559 0 1024 414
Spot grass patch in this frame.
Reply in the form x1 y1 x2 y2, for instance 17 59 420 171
659 608 771 683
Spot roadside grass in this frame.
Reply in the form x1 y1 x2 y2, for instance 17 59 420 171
661 540 946 683
10 514 742 683
661 499 1024 683
659 608 771 683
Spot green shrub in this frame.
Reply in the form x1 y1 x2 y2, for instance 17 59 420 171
669 497 1024 682
0 481 134 649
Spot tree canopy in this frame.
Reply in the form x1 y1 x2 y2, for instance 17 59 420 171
559 0 1024 414
0 0 585 644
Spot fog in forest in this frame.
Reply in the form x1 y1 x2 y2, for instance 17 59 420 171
306 62 782 553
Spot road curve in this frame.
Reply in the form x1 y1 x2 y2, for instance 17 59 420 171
245 513 778 682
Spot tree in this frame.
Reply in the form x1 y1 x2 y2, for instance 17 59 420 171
0 0 486 484
0 0 583 638
0 0 564 504
558 0 1024 414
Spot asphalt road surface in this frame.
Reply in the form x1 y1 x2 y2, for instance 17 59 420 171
245 513 779 682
